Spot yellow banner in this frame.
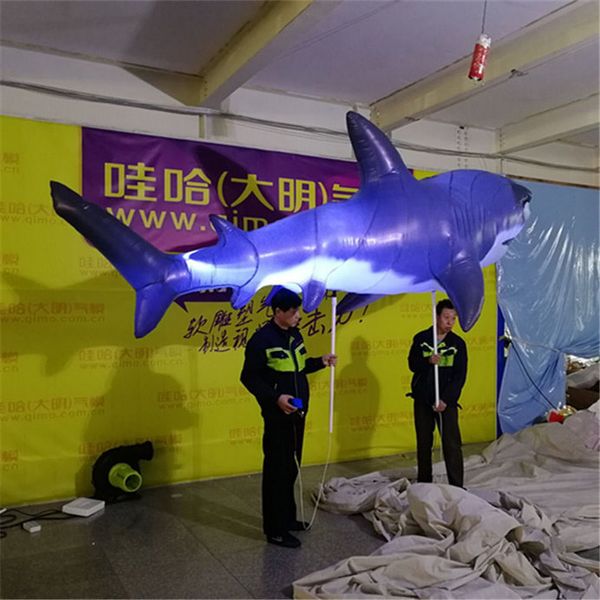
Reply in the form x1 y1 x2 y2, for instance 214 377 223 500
0 118 498 506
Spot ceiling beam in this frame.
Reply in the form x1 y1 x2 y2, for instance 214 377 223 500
372 1 600 131
498 94 599 154
189 0 315 108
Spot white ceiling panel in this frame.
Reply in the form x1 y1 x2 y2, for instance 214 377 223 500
428 36 600 129
0 0 596 159
561 127 599 148
247 0 572 104
429 39 600 129
0 0 265 74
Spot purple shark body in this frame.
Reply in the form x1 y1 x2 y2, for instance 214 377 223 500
51 111 530 337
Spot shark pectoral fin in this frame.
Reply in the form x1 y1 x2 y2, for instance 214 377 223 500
302 280 327 312
231 285 256 310
435 256 484 332
135 283 179 338
337 293 385 315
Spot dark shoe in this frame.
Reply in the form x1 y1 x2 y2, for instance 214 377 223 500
266 532 301 548
288 520 310 531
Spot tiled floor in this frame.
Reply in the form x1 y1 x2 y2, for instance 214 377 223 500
1 443 596 599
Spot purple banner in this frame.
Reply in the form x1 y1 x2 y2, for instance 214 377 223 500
82 128 360 253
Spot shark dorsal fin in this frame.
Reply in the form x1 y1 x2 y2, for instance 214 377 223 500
346 111 411 186
208 214 258 286
210 215 248 247
209 215 258 265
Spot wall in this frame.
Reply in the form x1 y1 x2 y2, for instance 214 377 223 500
0 113 501 506
0 43 594 506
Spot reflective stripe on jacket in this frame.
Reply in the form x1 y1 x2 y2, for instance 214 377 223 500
241 320 324 417
408 327 467 406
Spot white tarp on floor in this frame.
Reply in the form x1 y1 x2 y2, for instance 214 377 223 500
294 404 599 599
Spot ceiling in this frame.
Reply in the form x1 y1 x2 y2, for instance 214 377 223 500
1 0 598 156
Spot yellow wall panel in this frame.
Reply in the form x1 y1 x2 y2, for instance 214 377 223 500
0 116 498 506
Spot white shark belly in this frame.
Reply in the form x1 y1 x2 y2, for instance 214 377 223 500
327 258 438 293
257 259 333 290
257 257 437 295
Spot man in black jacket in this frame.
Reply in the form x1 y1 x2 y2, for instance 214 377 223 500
408 299 467 487
241 288 336 548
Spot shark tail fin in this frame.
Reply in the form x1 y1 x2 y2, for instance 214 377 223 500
51 181 190 337
134 283 178 338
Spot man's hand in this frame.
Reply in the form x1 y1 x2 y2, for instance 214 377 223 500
433 400 447 412
429 354 440 365
322 353 337 367
277 394 297 415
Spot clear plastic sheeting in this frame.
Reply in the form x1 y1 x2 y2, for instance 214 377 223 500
498 181 599 433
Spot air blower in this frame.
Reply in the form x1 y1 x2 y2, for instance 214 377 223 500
92 441 154 502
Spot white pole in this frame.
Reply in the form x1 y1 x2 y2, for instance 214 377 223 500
431 291 440 409
329 293 337 433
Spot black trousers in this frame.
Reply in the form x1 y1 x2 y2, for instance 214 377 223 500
261 413 305 537
413 400 463 487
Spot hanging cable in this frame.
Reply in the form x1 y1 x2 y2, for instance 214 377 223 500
481 0 488 35
0 508 76 539
507 341 559 411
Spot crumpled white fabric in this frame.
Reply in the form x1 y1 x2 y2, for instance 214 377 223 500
294 405 599 599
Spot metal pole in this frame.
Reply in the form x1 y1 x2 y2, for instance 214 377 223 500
432 291 440 408
329 293 337 433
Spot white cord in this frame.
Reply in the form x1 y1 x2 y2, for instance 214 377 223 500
295 431 334 530
295 292 337 529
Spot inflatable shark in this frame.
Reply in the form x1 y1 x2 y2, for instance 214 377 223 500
51 111 530 338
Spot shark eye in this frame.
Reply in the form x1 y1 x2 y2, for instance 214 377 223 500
510 182 532 206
